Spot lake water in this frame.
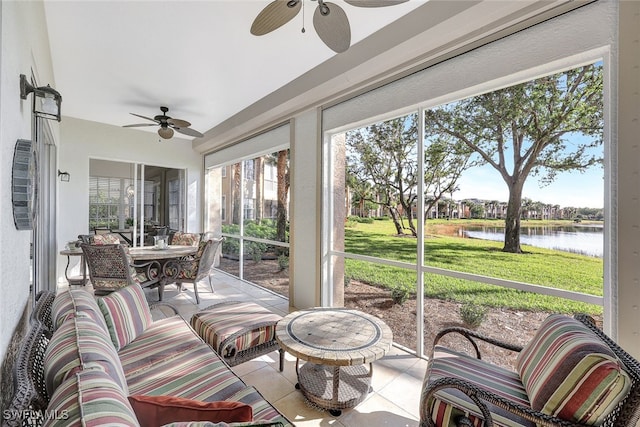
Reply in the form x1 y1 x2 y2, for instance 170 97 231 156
461 225 603 257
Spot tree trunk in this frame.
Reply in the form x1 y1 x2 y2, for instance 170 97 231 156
255 157 264 223
503 182 524 253
388 206 404 235
276 150 288 242
232 163 241 225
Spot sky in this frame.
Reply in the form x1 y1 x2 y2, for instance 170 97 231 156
453 163 604 209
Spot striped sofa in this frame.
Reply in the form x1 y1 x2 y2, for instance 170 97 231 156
37 284 292 427
420 314 640 427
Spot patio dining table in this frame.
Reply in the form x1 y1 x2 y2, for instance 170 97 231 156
128 245 197 300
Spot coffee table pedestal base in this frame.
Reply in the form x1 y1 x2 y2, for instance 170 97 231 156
297 362 372 416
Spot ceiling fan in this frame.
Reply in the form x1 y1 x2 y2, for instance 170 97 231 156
251 0 408 53
123 106 204 140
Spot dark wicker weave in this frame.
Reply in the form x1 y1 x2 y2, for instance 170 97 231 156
81 243 162 297
420 314 640 427
31 291 55 331
3 320 50 427
174 237 224 304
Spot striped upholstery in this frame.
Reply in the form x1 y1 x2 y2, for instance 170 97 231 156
125 344 246 401
225 387 290 426
161 422 284 427
190 302 281 358
43 367 139 427
98 283 153 351
517 314 631 425
44 313 128 397
118 316 204 376
51 288 109 333
424 346 533 427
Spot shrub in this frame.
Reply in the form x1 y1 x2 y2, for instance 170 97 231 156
391 287 410 305
278 254 289 270
460 303 487 328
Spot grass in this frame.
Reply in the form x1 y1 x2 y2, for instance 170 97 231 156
344 218 603 315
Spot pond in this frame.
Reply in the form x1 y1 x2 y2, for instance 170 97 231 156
460 224 604 257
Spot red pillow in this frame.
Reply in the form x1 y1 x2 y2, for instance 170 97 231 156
128 395 253 427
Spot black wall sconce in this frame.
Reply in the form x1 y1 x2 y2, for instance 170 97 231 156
58 170 70 182
20 74 62 122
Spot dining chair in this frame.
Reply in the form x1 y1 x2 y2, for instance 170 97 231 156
173 237 225 304
81 243 162 298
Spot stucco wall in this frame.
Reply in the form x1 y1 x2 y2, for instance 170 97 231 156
0 0 57 367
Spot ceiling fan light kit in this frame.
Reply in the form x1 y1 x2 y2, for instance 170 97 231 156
251 0 408 53
123 106 204 140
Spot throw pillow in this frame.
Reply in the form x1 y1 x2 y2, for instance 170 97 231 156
517 314 631 425
128 395 253 427
97 283 153 351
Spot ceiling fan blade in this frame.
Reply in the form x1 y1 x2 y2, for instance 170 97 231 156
158 127 174 139
174 127 204 138
251 0 301 36
344 0 409 7
167 117 191 128
313 2 351 53
123 123 158 128
130 113 160 123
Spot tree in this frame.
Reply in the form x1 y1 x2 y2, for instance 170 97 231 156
347 114 475 236
425 64 603 252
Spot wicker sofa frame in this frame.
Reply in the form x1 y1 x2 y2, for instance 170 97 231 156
420 314 640 427
4 318 51 427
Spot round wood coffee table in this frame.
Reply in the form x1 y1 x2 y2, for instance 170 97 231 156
276 307 393 416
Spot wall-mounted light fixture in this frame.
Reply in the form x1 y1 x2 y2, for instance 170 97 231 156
58 170 70 182
20 74 62 122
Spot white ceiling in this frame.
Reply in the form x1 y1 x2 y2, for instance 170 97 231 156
43 0 425 140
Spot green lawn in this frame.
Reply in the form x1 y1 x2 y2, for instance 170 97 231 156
343 219 603 315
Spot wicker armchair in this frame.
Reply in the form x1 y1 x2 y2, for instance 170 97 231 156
4 320 50 427
80 243 162 298
420 314 640 427
173 237 224 304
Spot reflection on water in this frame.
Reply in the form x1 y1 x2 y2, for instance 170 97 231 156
461 225 603 257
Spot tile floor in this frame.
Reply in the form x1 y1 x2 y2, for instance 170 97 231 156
65 270 428 427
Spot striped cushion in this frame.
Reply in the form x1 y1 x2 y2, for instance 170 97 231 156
225 387 290 426
118 316 205 377
98 283 152 351
517 315 631 425
51 288 108 332
424 346 533 427
43 313 128 397
160 422 285 427
190 302 281 357
125 344 246 402
43 367 139 427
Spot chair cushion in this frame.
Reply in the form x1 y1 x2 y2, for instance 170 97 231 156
43 367 139 427
516 314 631 425
97 283 153 351
93 233 122 245
128 395 252 427
43 313 128 398
424 346 533 426
172 232 201 246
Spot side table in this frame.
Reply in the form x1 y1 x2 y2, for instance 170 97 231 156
59 248 87 286
276 307 393 416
